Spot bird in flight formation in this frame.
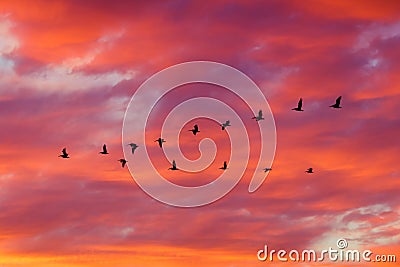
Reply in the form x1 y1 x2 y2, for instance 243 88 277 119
292 98 304 112
189 124 200 135
292 96 342 112
220 120 231 130
330 96 342 109
289 96 342 174
252 110 264 121
169 160 178 170
58 148 69 158
263 167 272 172
155 137 166 148
59 96 341 174
119 159 127 168
128 143 139 154
219 161 228 170
99 144 109 155
305 168 314 174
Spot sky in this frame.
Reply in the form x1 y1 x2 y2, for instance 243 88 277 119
0 0 399 266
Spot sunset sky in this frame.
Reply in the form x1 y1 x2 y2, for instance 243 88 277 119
0 0 399 266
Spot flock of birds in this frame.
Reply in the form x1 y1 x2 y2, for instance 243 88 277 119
59 96 343 175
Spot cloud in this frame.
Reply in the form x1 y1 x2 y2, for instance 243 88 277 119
0 15 19 55
0 1 399 266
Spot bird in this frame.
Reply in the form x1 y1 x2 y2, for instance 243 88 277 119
189 124 200 135
58 147 69 158
99 144 109 154
305 168 314 173
155 138 166 148
263 167 272 172
292 98 304 111
220 120 231 130
219 161 228 170
118 159 127 168
330 96 342 109
168 160 178 170
128 143 139 154
252 110 264 121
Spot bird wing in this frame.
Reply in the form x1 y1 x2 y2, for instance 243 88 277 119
298 98 303 109
336 96 342 105
62 148 67 155
224 161 227 169
226 120 230 125
194 125 198 131
103 144 107 153
122 161 126 167
258 110 263 117
172 160 176 168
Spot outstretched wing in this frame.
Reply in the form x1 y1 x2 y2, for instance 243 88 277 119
103 144 107 153
62 148 67 155
258 110 263 117
298 98 303 109
194 124 198 131
223 161 227 169
172 160 176 169
336 96 342 105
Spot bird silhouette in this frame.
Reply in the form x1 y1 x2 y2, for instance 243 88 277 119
330 96 342 109
168 160 178 170
292 98 304 111
99 144 109 154
219 161 228 170
118 159 127 168
252 110 264 121
305 168 314 173
58 148 69 158
189 124 200 135
128 143 139 154
220 120 231 130
263 167 272 172
155 138 166 148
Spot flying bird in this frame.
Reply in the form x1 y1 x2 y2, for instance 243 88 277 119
58 147 69 158
263 167 272 172
220 120 231 130
128 143 139 154
252 110 264 121
330 96 342 109
99 144 109 154
118 159 127 168
189 124 200 135
219 161 228 170
292 98 304 111
168 160 178 170
155 138 166 148
305 168 314 173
